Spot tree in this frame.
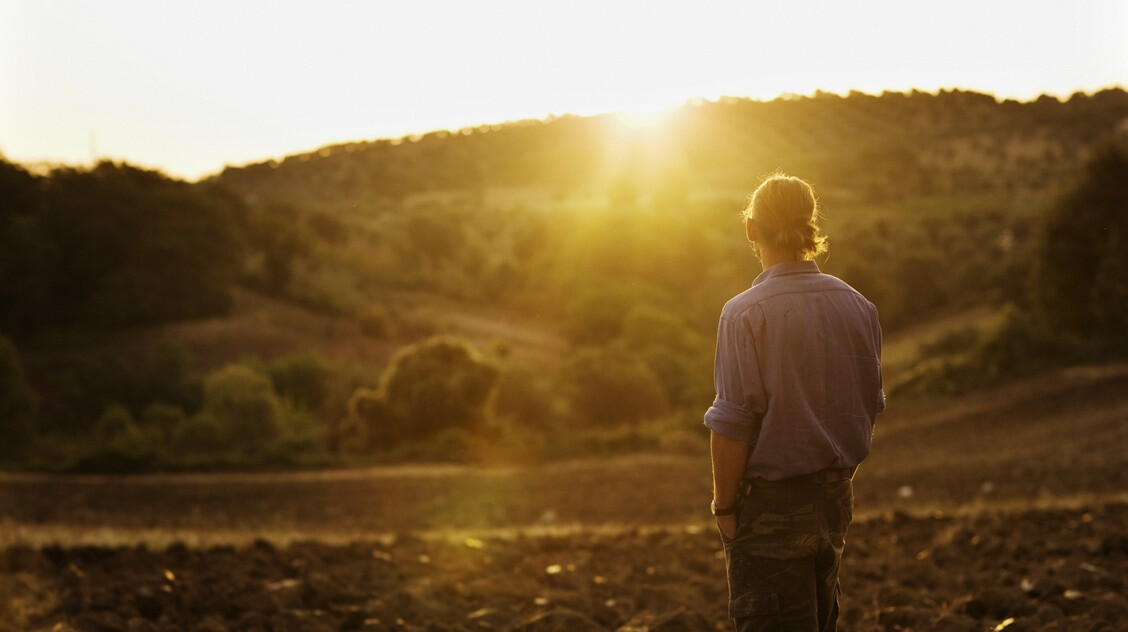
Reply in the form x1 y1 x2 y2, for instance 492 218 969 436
554 346 666 427
0 160 54 334
201 364 283 456
348 336 499 448
1029 142 1128 340
0 336 37 457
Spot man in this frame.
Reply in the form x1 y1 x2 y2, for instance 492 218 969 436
705 174 884 631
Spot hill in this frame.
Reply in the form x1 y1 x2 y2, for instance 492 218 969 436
3 88 1127 472
213 87 1128 210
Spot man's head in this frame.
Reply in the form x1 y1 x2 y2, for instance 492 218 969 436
742 174 828 260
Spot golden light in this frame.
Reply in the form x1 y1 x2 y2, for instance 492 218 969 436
610 106 676 134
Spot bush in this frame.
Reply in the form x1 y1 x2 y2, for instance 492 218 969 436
0 335 37 458
264 353 336 412
554 346 666 427
347 336 500 450
171 413 226 455
201 364 283 456
635 346 702 410
139 402 188 444
493 365 554 429
75 403 159 472
619 305 702 355
139 341 200 412
561 285 672 346
892 306 1084 397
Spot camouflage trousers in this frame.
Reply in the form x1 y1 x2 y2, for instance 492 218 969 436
719 475 854 632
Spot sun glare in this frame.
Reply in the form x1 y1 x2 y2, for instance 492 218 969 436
611 106 677 135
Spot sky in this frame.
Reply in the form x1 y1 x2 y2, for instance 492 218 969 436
2 0 1125 181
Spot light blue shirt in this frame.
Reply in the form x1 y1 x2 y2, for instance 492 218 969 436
704 260 885 481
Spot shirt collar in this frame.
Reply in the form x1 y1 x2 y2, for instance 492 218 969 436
752 260 821 287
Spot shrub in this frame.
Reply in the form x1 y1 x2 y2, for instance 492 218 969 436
619 305 701 355
635 346 701 410
348 336 500 449
267 402 323 465
201 364 282 456
264 353 336 412
0 335 37 458
77 403 158 472
91 404 157 452
139 402 188 444
171 413 226 455
892 306 1078 397
561 285 671 346
493 365 554 429
554 346 666 427
339 388 383 453
139 340 200 412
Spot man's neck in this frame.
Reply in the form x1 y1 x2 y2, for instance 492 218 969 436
758 248 802 271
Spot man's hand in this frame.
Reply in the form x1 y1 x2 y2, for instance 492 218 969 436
710 430 750 541
716 514 738 540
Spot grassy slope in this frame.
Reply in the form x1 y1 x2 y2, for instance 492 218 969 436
21 286 567 385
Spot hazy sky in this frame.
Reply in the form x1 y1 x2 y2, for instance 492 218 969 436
2 0 1125 180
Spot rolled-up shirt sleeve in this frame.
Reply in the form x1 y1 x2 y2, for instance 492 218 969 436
874 309 886 415
704 312 766 442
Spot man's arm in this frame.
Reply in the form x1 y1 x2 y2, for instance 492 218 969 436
711 429 750 539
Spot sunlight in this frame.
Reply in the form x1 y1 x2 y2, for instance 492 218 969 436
611 106 675 133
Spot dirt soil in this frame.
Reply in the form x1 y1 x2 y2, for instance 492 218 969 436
2 503 1126 632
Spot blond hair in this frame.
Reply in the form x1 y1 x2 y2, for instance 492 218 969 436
742 173 829 259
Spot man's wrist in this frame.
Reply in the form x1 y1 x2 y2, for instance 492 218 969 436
710 499 736 516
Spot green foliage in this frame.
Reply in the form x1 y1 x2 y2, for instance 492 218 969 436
619 305 701 355
0 160 257 332
242 200 311 295
554 346 666 427
263 352 336 412
891 305 1114 398
493 365 553 429
73 403 161 472
201 364 283 456
0 336 37 457
616 306 712 409
561 284 674 346
1030 142 1128 339
138 402 188 443
347 336 499 450
8 90 1128 470
171 413 226 456
139 341 201 412
40 353 137 434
